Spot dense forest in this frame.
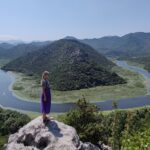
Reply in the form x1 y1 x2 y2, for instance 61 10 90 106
0 108 30 149
60 98 150 149
2 39 125 91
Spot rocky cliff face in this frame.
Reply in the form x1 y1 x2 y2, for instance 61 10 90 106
4 117 100 150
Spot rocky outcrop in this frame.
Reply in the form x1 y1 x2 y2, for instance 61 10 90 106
4 116 100 150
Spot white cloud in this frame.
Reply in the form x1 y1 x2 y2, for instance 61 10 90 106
0 35 21 41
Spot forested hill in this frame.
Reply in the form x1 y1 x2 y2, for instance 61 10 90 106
3 39 125 91
0 41 51 59
81 32 150 58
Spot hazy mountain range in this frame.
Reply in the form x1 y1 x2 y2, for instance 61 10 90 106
2 39 125 91
0 41 52 59
1 32 150 60
81 32 150 58
1 32 150 90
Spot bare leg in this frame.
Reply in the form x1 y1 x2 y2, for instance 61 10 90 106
42 113 46 122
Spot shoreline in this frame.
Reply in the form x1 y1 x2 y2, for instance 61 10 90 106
0 64 150 113
1 100 150 118
9 61 148 103
8 71 41 103
123 61 150 95
9 73 75 104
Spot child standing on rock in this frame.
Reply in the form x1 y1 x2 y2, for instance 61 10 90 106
41 71 51 123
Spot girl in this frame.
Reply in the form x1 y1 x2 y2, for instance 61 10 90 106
41 71 51 123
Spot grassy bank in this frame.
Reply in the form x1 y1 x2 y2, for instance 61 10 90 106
20 110 64 120
0 58 10 68
126 60 145 69
0 135 8 149
0 107 30 149
11 65 147 103
127 57 150 72
102 105 150 115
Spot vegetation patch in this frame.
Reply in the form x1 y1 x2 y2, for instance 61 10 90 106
127 56 150 72
0 135 8 149
0 107 30 149
13 85 24 90
59 98 150 149
0 59 10 68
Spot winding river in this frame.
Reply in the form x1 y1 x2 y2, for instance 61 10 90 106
0 60 150 113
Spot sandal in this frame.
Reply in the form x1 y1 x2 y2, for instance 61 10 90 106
43 119 47 123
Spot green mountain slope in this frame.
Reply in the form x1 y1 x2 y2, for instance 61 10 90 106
0 42 51 59
82 32 150 58
3 39 125 91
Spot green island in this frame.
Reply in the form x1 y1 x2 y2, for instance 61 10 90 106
11 65 147 103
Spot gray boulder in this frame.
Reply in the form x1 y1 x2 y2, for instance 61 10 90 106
4 116 100 150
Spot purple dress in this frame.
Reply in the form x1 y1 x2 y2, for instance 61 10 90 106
41 79 51 114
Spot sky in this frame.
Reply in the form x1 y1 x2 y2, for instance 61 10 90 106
0 0 150 41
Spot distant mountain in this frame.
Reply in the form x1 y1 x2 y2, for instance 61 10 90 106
3 39 125 91
81 32 150 58
0 43 14 49
30 41 52 46
0 40 24 45
1 32 150 60
63 36 78 40
0 42 51 59
0 43 15 60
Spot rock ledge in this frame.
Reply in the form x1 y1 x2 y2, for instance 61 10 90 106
4 116 100 150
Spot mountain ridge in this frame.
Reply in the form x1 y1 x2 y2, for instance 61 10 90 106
81 32 150 58
1 32 150 60
0 42 51 59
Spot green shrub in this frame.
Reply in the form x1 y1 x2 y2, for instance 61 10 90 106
0 136 8 149
61 97 107 145
0 108 30 149
60 98 150 149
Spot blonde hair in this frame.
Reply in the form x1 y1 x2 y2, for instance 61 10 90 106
41 71 49 85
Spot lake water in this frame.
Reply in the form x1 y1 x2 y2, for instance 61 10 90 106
0 60 150 113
